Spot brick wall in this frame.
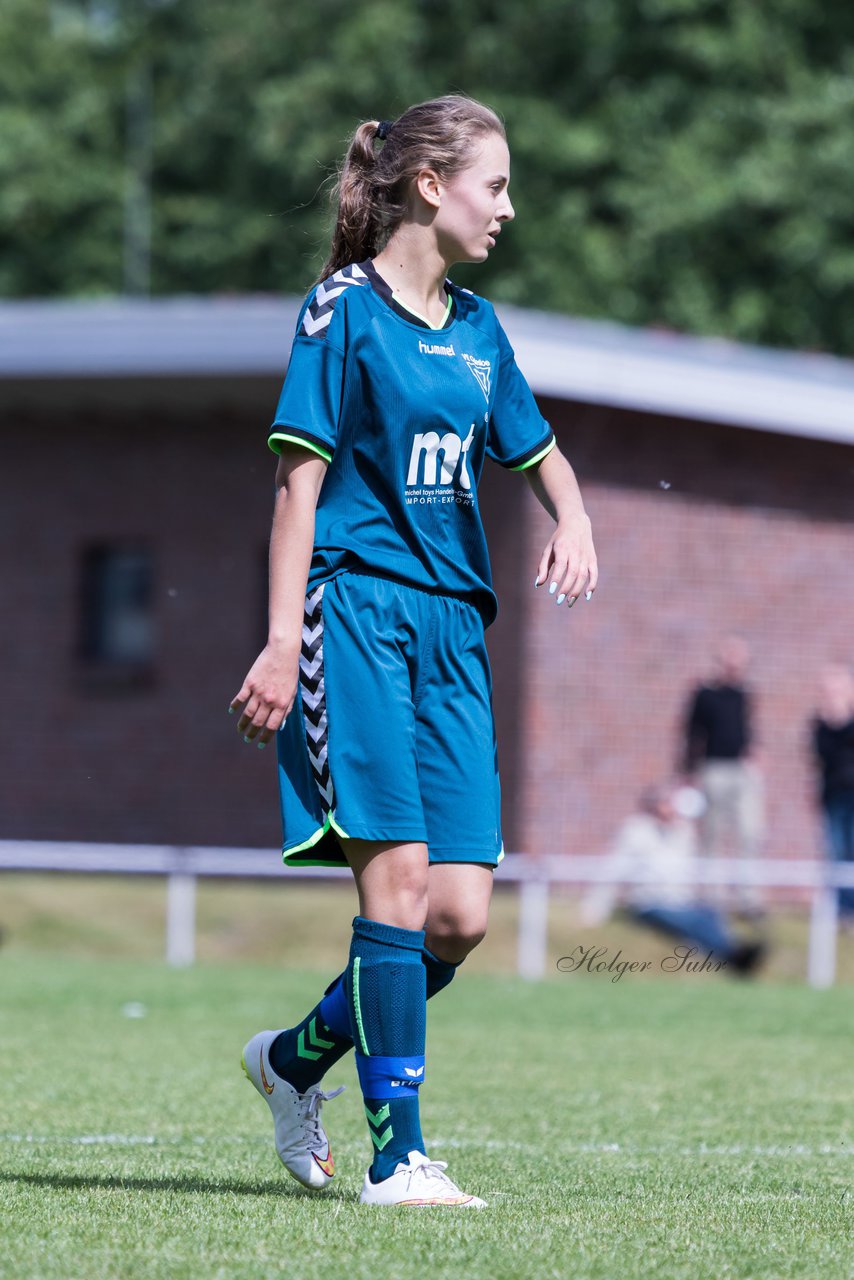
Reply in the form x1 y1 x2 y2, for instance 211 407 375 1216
2 385 851 860
515 399 854 860
2 388 280 847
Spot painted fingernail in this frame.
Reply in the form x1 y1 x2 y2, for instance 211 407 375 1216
243 736 252 744
549 582 557 595
586 590 593 602
227 707 234 715
257 741 266 750
556 594 566 605
568 596 578 607
533 575 541 588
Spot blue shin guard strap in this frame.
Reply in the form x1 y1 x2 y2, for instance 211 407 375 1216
355 1052 426 1100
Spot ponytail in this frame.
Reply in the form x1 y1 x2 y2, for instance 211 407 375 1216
317 95 505 283
318 121 385 282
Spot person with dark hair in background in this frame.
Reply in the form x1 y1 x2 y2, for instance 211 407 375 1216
682 635 765 916
812 663 854 925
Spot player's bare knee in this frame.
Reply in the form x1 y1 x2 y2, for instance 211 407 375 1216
455 926 487 958
400 883 429 933
428 913 488 958
367 875 428 932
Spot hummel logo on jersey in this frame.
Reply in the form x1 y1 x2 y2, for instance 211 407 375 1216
462 353 492 401
406 425 475 491
418 339 455 356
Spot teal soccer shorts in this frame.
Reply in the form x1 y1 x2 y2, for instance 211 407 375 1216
275 572 503 868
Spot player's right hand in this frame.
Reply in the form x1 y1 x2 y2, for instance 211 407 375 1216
230 642 299 748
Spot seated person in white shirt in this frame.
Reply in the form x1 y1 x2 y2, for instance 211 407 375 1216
583 784 765 976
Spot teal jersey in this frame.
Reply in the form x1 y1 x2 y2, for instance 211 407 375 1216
268 259 555 625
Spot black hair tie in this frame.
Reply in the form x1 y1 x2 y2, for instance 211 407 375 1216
376 120 394 141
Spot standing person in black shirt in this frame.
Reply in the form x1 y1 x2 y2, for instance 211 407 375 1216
812 663 854 922
682 635 765 915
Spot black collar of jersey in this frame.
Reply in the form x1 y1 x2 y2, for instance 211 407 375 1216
359 259 456 331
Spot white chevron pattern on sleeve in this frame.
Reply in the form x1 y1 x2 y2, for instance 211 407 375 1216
299 262 368 339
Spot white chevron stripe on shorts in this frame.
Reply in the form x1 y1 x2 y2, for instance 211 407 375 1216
299 584 334 811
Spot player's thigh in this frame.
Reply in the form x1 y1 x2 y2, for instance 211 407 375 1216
415 598 502 865
322 575 426 839
339 838 430 931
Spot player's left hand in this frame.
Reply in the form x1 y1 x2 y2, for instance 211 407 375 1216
535 513 598 607
229 640 300 748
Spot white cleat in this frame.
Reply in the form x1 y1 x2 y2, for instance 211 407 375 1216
241 1029 344 1190
359 1150 487 1207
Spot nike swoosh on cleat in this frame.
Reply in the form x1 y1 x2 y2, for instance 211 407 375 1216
259 1051 275 1095
401 1195 475 1206
312 1149 335 1177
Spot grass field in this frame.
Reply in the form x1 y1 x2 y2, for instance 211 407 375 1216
1 942 851 1280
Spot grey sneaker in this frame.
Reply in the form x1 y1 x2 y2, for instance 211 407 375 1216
241 1029 343 1190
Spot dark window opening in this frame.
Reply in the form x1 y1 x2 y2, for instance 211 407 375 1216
78 544 155 686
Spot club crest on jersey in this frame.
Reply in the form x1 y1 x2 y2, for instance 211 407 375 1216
462 353 492 402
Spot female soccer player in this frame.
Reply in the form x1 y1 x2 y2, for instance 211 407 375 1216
232 94 597 1207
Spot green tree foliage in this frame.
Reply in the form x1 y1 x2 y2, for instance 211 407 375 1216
3 0 854 352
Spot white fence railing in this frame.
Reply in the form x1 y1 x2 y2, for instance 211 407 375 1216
1 841 852 987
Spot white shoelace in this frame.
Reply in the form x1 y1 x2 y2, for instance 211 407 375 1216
301 1085 344 1151
402 1156 460 1196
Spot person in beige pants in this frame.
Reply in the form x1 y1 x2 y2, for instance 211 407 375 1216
682 636 766 915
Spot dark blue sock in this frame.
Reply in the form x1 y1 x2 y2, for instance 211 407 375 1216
267 976 352 1093
423 946 460 999
318 972 351 1036
346 916 427 1182
268 945 459 1097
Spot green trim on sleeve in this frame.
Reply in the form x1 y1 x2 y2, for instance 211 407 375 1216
267 432 332 464
509 436 557 472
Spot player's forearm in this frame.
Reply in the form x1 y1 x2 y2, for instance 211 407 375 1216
266 458 325 653
527 444 598 600
525 445 590 528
